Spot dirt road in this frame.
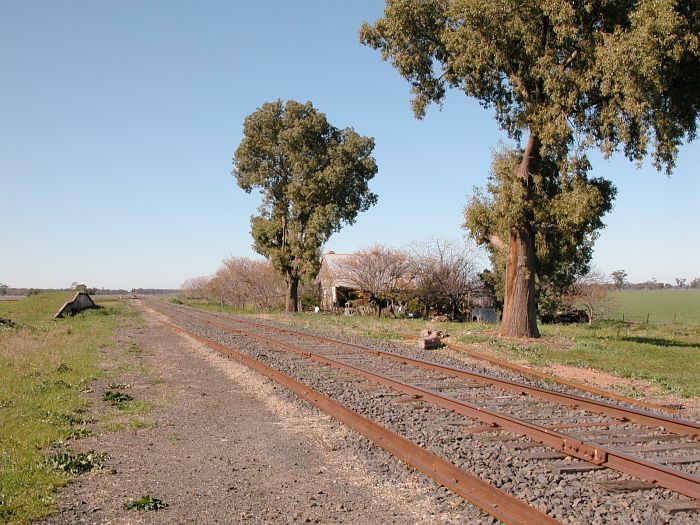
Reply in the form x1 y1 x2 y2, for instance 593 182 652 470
38 303 470 524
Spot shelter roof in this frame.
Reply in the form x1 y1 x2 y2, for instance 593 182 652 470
319 252 355 288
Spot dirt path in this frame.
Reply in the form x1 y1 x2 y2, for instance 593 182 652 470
38 302 465 524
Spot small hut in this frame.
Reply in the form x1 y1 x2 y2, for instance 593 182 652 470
317 252 360 311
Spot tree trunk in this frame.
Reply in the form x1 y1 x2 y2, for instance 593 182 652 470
500 134 541 338
285 275 299 313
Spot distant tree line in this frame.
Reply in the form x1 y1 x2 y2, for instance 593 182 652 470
0 284 177 297
605 271 700 291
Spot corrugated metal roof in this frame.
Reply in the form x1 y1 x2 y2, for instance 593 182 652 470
320 252 355 288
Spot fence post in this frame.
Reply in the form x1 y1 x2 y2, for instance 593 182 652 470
646 312 649 324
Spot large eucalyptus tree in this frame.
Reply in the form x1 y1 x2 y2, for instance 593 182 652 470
233 100 378 312
361 0 699 337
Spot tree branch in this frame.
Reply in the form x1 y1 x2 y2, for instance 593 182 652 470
561 49 578 70
510 74 530 102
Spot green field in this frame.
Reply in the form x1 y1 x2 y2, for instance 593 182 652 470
0 293 127 524
607 289 700 325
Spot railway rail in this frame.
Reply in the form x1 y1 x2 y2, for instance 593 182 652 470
148 300 700 523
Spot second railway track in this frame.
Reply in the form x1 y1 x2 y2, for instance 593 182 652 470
149 300 700 524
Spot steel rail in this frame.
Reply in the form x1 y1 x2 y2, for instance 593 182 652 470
438 339 679 414
160 307 700 500
160 319 561 525
156 301 676 413
161 303 699 439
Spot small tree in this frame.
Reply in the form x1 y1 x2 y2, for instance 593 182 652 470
180 276 210 300
234 100 378 312
466 147 615 325
205 257 286 310
675 277 687 289
691 277 700 290
611 270 628 292
340 245 413 317
0 283 8 296
564 269 614 324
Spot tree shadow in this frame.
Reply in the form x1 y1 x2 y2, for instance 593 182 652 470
621 336 700 349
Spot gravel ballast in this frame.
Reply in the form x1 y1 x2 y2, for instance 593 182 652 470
154 302 700 525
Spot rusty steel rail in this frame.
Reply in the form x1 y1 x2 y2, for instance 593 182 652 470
160 319 561 525
159 302 676 413
166 309 700 501
438 338 679 414
163 303 699 440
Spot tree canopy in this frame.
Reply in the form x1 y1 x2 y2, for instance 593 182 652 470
361 0 700 337
233 100 378 311
464 145 616 315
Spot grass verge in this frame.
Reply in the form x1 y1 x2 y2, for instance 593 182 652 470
490 321 700 397
0 293 128 524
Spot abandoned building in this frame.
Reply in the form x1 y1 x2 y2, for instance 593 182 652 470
318 251 359 310
318 250 498 320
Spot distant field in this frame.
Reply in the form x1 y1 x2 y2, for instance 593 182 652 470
607 290 700 325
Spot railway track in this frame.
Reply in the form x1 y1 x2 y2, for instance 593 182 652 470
148 300 700 523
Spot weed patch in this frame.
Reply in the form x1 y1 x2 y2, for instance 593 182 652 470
108 382 130 389
129 418 153 429
48 451 106 474
118 400 153 414
124 495 168 511
67 427 93 439
102 390 134 405
126 342 142 354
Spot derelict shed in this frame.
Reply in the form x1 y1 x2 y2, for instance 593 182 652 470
318 252 360 310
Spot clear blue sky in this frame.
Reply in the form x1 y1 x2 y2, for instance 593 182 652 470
2 1 698 289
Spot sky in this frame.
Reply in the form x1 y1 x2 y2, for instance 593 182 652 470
1 1 698 290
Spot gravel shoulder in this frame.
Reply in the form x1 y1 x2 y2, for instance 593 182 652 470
37 302 471 525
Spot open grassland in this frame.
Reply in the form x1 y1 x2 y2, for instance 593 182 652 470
607 289 700 325
0 293 128 524
181 296 699 399
494 321 700 397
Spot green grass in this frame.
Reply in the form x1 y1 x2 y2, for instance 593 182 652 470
0 292 127 524
607 289 700 325
486 321 700 397
117 400 153 415
177 299 264 315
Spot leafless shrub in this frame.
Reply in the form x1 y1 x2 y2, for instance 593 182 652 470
180 276 210 300
408 237 480 319
204 257 285 310
563 269 615 324
339 245 414 317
